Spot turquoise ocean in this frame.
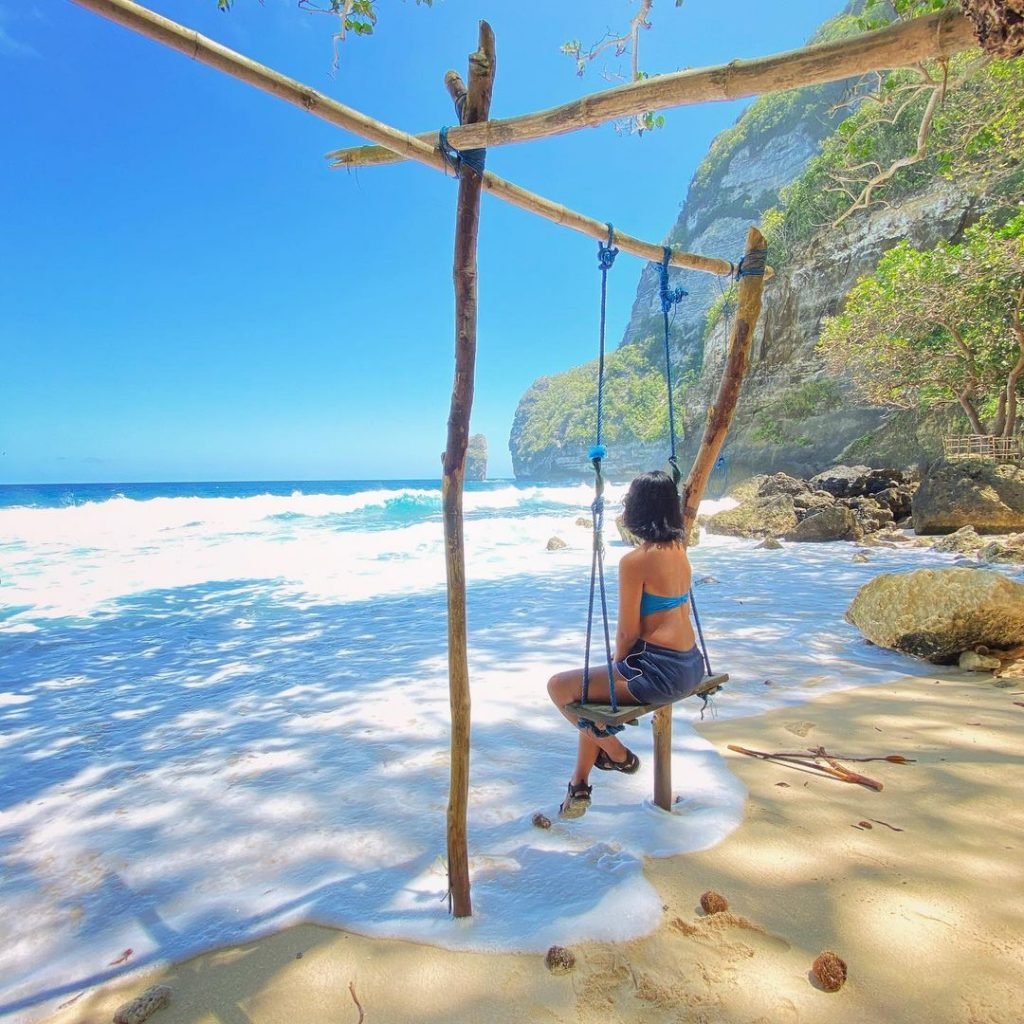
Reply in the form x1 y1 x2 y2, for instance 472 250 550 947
0 477 987 1024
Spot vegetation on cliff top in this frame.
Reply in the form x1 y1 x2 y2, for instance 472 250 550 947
819 213 1024 438
514 1 1024 469
514 344 695 459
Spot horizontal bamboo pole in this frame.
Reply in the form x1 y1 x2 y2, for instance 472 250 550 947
68 0 743 278
328 11 979 169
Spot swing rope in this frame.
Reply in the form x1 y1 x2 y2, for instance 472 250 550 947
658 246 687 488
581 225 619 716
571 242 732 730
657 247 715 682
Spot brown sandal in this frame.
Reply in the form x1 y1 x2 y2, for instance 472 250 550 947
594 748 640 774
558 781 593 819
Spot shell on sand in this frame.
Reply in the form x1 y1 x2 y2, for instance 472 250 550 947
545 946 576 975
700 890 729 914
812 950 848 992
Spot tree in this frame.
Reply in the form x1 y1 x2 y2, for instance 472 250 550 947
818 213 1024 437
216 0 434 70
560 0 683 135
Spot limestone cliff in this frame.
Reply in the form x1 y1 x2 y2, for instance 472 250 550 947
508 8 1020 483
510 21 858 480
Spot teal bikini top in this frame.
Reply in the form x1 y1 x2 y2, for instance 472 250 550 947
639 589 689 617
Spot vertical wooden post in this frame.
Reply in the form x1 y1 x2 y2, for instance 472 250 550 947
652 226 768 812
441 21 495 919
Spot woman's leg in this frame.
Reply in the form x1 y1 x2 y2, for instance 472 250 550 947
547 665 640 784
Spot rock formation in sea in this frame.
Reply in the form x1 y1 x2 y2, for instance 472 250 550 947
466 433 487 482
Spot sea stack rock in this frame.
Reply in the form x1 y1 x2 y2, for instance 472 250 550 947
466 433 488 482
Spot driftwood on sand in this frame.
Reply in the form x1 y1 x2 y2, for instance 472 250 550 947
725 744 912 791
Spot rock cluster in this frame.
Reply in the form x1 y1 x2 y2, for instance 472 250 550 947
705 466 914 543
932 526 1024 565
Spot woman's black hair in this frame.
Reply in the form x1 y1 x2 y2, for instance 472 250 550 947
622 470 685 543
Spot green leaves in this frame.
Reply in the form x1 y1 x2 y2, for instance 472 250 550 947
515 343 697 458
218 0 433 39
819 217 1024 434
857 0 957 32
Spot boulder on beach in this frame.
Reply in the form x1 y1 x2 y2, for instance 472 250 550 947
785 504 860 542
810 465 905 499
912 459 1024 535
793 490 836 514
845 495 895 531
978 534 1024 564
757 472 810 498
615 513 641 547
845 567 1024 663
932 526 983 554
705 493 799 539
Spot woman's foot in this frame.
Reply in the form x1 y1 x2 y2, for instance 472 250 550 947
558 780 593 819
594 748 640 774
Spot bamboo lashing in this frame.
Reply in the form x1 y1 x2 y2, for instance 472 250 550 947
69 0 746 278
327 11 979 169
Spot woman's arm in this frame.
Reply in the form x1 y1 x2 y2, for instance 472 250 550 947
615 550 644 661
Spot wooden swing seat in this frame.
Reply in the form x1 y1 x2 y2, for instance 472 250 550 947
568 672 728 726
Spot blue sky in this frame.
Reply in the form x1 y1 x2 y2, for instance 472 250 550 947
1 0 841 483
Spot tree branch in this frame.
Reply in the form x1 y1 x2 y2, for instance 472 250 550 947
832 77 944 227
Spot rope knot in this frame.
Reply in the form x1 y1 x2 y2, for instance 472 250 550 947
736 248 768 279
658 246 688 313
598 225 618 271
438 126 486 178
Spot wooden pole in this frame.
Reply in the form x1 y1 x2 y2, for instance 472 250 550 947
681 227 768 537
442 21 495 920
327 11 979 169
67 0 741 278
651 226 768 813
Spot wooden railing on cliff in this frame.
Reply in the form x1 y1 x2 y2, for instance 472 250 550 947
943 434 1024 463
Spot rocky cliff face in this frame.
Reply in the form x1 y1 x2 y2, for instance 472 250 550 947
682 180 987 482
510 68 859 480
509 10 1015 484
624 92 851 363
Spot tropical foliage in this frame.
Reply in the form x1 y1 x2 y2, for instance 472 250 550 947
764 45 1024 260
818 214 1024 437
514 345 696 458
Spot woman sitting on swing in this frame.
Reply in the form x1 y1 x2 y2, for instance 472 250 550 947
547 469 706 819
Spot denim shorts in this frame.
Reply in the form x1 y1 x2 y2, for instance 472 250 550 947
615 639 706 707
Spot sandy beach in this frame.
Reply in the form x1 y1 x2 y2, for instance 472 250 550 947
41 669 1023 1024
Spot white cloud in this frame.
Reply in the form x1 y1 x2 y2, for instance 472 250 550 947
0 8 39 58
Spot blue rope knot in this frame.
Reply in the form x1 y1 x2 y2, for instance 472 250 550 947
598 223 619 271
438 126 486 178
588 444 607 461
736 248 768 279
659 246 688 313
